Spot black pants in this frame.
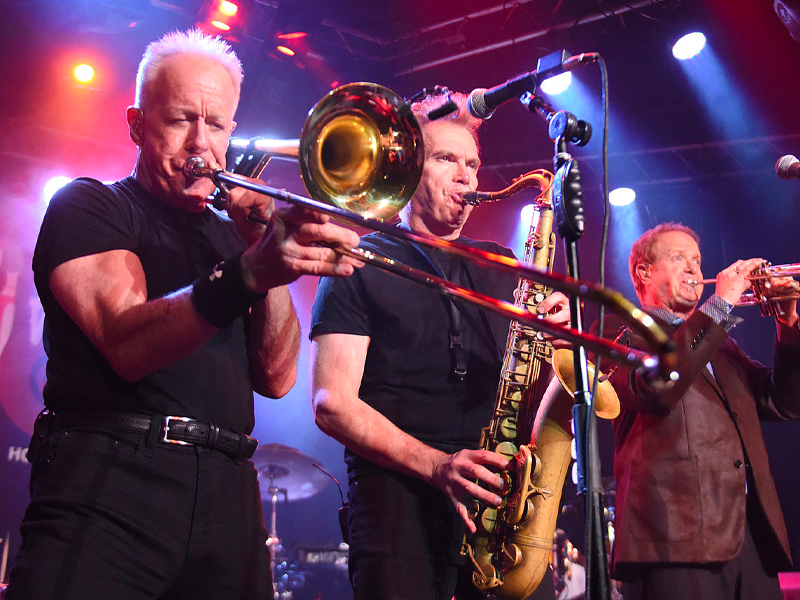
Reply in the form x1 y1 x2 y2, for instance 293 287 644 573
5 427 271 600
346 461 555 600
622 509 783 600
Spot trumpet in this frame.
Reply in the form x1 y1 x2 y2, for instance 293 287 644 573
187 82 677 375
688 262 800 316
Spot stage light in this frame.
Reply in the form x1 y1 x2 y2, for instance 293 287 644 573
277 32 308 40
198 0 248 39
520 203 538 225
540 72 572 95
43 176 72 203
220 0 238 16
276 45 296 57
672 32 707 60
73 64 95 84
775 0 800 41
609 187 636 206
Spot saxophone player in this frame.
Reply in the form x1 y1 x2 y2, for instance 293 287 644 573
310 91 569 600
598 222 800 600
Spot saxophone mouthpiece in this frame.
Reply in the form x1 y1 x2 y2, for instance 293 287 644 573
460 191 487 206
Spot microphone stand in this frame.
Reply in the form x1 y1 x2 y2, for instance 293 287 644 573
544 104 611 600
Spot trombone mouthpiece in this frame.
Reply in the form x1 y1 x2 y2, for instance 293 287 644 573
184 156 207 178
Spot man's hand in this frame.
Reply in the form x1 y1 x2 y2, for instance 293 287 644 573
224 184 273 246
231 196 362 293
431 449 513 532
535 291 572 349
715 258 765 306
766 275 799 328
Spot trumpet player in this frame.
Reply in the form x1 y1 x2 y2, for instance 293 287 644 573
310 91 568 600
5 29 360 600
599 222 800 600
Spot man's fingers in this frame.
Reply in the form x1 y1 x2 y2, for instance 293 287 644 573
456 502 477 532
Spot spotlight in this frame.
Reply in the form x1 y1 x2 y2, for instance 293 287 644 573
272 4 319 55
198 0 247 39
276 32 308 40
220 0 238 16
520 203 538 225
775 0 800 42
672 32 707 60
43 176 72 203
540 72 572 96
73 64 95 84
609 187 636 206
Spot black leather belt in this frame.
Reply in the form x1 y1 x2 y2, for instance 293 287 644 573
52 411 258 460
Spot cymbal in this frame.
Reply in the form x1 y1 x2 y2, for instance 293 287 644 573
252 443 332 501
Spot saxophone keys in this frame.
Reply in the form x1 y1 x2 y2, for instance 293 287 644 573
480 506 499 533
501 542 523 568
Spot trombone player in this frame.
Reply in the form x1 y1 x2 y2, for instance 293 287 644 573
5 29 360 600
597 222 800 600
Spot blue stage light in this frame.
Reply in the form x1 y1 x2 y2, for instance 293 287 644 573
540 71 572 95
609 187 636 206
672 32 707 60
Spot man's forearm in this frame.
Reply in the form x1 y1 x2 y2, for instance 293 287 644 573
247 286 300 398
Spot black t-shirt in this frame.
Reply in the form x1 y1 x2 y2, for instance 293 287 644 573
33 176 256 432
310 230 518 456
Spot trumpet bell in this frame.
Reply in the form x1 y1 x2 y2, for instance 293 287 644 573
551 348 621 419
300 82 424 222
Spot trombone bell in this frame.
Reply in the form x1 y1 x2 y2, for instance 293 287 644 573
300 83 424 221
551 348 621 419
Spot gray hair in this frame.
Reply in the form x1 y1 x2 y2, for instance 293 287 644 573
629 222 700 298
134 28 244 109
410 91 482 153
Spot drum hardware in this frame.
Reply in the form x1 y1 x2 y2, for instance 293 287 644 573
251 443 332 599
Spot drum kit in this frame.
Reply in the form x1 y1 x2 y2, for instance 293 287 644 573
252 443 349 600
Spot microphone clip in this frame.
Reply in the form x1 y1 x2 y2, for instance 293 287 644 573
406 86 458 121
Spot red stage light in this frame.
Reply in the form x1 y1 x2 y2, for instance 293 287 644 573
276 45 296 56
276 32 307 40
211 20 231 31
220 0 238 16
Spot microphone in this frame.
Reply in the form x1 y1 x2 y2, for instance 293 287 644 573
467 72 537 120
775 155 800 180
467 51 599 119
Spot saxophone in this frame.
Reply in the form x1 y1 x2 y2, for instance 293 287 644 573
461 169 574 600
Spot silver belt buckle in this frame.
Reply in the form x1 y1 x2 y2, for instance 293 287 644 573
162 416 193 446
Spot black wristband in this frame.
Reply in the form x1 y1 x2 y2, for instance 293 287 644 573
192 252 267 328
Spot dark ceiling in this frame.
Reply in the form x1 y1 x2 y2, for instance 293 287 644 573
5 0 800 182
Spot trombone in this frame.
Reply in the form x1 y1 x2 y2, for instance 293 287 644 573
188 82 677 376
689 262 800 317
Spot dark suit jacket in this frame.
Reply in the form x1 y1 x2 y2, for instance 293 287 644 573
596 310 800 580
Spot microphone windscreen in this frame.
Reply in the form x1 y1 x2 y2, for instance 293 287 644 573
467 89 489 119
775 154 799 179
